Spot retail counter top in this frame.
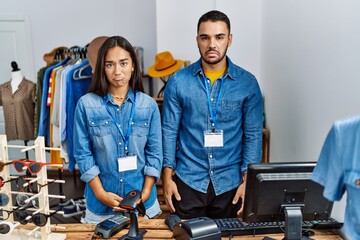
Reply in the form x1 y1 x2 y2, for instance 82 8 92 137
46 219 343 240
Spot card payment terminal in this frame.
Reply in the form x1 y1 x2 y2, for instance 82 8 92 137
95 214 130 239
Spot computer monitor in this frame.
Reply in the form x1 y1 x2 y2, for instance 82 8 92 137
243 162 333 239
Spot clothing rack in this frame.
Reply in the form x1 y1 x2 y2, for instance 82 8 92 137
55 45 88 60
38 44 93 187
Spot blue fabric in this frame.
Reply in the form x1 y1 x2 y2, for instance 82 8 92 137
311 115 360 240
162 57 263 195
66 60 92 170
37 57 71 145
73 89 162 215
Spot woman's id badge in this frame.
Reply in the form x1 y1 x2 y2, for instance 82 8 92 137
118 155 137 172
204 130 224 147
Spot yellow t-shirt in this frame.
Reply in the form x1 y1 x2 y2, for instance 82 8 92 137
204 68 226 85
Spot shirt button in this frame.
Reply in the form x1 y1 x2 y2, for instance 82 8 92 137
209 154 213 159
211 98 214 101
120 179 123 182
355 179 360 186
210 171 213 175
119 142 122 145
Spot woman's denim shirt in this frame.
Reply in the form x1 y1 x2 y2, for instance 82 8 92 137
162 57 263 195
73 88 162 215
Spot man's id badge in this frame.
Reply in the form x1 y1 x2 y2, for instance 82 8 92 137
204 130 224 147
118 155 137 172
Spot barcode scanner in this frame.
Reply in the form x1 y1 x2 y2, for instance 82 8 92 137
119 190 146 216
118 190 147 240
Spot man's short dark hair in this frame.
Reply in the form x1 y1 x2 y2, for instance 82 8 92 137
197 10 231 34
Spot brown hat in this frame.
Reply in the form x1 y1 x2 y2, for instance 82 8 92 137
43 46 68 66
148 51 183 78
88 36 109 71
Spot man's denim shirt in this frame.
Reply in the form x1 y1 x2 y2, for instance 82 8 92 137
162 57 263 195
73 88 162 215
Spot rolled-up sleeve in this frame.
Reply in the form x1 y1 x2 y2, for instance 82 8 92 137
73 97 99 183
144 101 163 181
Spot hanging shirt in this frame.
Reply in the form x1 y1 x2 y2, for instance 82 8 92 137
38 57 71 146
0 78 36 140
311 115 360 240
65 59 92 170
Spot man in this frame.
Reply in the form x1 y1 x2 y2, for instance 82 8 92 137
162 10 263 219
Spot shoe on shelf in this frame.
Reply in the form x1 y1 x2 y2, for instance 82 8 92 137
62 203 86 218
58 197 86 208
58 199 76 208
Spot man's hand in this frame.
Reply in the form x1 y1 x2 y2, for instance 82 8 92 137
162 167 181 213
232 175 247 217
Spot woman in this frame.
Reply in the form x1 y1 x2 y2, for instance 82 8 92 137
73 36 162 223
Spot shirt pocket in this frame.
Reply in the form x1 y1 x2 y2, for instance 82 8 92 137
131 120 150 137
88 118 112 137
343 170 360 234
220 99 243 122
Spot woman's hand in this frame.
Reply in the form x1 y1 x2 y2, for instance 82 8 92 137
89 176 123 210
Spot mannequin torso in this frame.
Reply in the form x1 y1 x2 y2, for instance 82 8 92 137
11 70 23 94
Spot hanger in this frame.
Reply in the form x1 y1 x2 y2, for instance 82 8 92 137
73 63 92 80
67 46 81 59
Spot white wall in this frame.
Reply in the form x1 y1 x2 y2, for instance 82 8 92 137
0 0 157 83
261 0 360 163
259 1 360 222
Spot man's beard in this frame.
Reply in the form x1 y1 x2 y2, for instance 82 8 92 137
200 47 228 65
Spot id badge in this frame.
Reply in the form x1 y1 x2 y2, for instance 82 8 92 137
118 154 137 172
204 130 224 147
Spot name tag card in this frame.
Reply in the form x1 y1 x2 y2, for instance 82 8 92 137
204 130 224 147
118 155 137 172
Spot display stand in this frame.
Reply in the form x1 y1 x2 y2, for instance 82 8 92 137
0 135 66 240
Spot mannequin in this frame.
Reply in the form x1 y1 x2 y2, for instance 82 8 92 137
0 61 36 142
11 61 24 94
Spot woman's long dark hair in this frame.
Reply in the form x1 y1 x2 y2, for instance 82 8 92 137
89 36 144 96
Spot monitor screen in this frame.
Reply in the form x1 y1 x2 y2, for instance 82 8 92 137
243 162 333 223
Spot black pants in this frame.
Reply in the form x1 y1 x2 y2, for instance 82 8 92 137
172 175 242 219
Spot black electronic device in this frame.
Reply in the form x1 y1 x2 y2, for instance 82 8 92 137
173 217 221 240
95 214 130 239
118 190 146 240
310 218 343 229
214 217 313 236
243 162 336 240
120 190 145 216
165 214 181 231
